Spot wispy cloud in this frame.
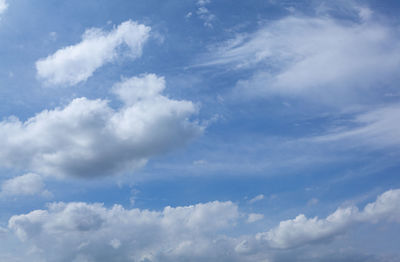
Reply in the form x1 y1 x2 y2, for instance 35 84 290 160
312 104 400 149
195 0 215 28
248 194 264 204
199 13 400 104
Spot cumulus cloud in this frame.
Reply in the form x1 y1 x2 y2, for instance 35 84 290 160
258 189 400 249
5 189 400 261
200 14 400 102
0 74 202 178
0 173 50 197
0 0 7 15
8 201 239 262
36 20 150 86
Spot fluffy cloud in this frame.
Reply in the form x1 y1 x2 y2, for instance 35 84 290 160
0 0 7 15
0 74 202 178
8 201 240 262
36 20 150 86
0 173 50 197
258 189 400 249
5 189 400 261
201 14 400 102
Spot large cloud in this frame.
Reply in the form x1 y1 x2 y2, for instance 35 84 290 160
200 12 400 102
8 201 240 262
5 189 400 261
0 74 202 178
36 20 150 86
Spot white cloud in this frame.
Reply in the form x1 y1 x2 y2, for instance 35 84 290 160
0 74 202 178
8 201 239 262
247 213 264 223
4 189 400 261
248 194 264 204
195 0 215 28
201 15 400 102
313 104 400 148
258 189 400 249
0 0 7 15
36 20 150 86
1 173 50 197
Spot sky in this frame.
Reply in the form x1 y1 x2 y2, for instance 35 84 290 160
0 0 400 261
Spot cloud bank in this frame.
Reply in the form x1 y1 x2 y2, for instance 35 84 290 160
36 20 150 86
5 189 400 261
0 74 202 178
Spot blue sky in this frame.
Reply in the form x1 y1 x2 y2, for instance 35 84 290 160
1 0 400 261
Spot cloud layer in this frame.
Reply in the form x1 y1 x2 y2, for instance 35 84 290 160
36 20 150 86
0 74 202 178
5 188 400 261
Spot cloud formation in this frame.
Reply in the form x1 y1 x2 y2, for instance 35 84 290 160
0 74 202 178
0 173 50 197
5 189 400 261
9 201 240 262
201 14 400 102
36 20 150 86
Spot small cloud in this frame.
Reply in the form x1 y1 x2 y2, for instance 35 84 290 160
36 20 151 86
49 32 57 41
248 194 264 204
0 173 51 198
110 239 121 249
247 213 264 223
185 12 192 18
307 198 319 206
193 159 207 165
